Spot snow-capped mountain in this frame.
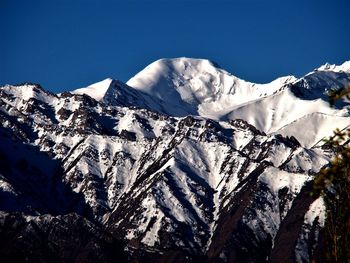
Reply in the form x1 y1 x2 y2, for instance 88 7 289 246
0 58 349 262
74 58 350 147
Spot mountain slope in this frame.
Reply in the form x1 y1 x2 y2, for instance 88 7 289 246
0 82 331 262
1 59 350 262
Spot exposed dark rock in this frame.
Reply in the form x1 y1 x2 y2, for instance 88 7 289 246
120 129 137 141
0 82 332 262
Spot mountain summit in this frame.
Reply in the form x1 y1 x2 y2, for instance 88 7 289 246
125 58 297 118
72 58 350 147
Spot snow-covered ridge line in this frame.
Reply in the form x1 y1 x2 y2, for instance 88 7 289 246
72 57 350 147
3 58 350 148
316 60 350 73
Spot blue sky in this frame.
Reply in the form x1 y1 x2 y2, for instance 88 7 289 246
1 0 349 93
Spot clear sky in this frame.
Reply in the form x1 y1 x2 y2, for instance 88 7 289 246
1 0 349 93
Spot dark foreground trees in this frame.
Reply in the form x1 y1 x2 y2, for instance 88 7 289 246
313 86 350 263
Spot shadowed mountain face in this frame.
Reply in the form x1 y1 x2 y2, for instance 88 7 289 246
0 59 349 262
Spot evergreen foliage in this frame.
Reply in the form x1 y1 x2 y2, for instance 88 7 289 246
313 86 350 263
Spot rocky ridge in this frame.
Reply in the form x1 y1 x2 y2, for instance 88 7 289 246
0 59 350 262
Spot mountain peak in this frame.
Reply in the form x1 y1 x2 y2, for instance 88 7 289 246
124 57 301 120
128 57 237 94
71 78 114 101
126 57 227 94
2 82 56 103
316 60 350 73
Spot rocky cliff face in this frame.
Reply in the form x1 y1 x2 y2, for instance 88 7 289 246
0 59 349 262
